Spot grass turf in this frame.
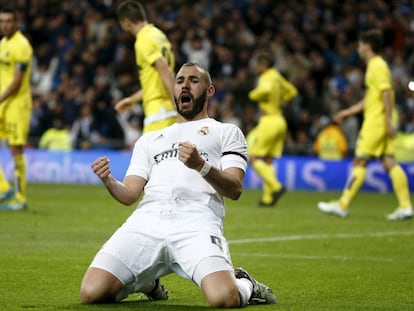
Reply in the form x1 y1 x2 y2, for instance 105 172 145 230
0 184 413 310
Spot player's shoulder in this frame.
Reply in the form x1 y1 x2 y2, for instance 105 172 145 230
195 118 237 130
262 67 278 76
204 119 245 138
370 56 389 69
11 31 33 50
138 127 166 142
139 24 164 40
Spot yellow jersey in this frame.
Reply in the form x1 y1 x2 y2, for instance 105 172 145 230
135 24 175 116
362 55 393 131
0 30 33 106
248 68 298 116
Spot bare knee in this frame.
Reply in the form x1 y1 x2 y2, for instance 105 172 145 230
80 268 122 304
80 283 99 304
201 271 241 308
205 285 240 308
381 155 397 172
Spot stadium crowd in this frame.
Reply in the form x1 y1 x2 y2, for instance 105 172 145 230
6 0 414 155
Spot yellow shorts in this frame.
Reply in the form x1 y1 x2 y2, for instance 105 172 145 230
0 100 31 146
247 114 287 157
355 126 394 159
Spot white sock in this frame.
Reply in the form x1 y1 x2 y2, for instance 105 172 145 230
236 278 253 306
139 280 156 294
115 280 155 302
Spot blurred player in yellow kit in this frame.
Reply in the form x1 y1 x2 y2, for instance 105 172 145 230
248 50 298 207
0 6 33 211
115 0 176 133
318 29 413 220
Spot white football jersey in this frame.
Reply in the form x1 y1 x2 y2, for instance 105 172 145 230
126 118 248 217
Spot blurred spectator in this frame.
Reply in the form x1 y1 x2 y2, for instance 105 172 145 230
313 117 348 160
70 104 96 150
31 52 59 96
4 0 412 154
29 96 50 145
394 132 414 162
117 113 142 150
181 30 212 70
38 117 71 151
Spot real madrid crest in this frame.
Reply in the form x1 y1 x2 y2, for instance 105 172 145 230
197 126 209 135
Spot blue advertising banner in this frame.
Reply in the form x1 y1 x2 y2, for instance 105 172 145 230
1 149 414 192
0 148 131 184
244 156 414 192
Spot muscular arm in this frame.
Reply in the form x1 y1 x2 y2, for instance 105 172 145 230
128 89 143 103
248 78 270 102
281 76 298 102
178 142 245 200
154 57 175 103
91 156 146 205
0 67 24 103
333 100 364 123
203 166 245 200
115 57 174 113
114 89 143 113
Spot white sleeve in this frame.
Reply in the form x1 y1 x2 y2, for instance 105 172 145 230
125 134 151 180
220 125 248 171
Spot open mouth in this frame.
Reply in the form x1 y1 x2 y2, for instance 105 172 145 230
180 94 193 105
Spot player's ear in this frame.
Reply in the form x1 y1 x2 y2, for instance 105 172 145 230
207 84 215 98
119 18 130 30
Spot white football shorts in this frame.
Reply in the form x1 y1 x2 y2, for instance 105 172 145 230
89 200 233 288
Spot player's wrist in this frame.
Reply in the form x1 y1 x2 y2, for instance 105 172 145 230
199 161 211 177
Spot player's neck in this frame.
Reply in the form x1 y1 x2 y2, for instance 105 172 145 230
365 51 377 63
134 21 148 35
176 114 209 123
6 29 18 39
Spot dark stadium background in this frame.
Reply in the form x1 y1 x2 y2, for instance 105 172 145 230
2 0 414 156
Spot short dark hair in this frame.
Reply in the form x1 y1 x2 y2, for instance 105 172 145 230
181 62 212 85
116 0 147 23
359 29 383 53
256 50 275 68
0 6 18 20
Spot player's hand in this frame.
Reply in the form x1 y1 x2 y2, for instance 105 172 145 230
386 123 396 139
333 110 347 124
178 141 204 171
115 97 134 114
91 156 111 180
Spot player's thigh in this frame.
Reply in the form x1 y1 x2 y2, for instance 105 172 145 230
89 212 171 288
269 126 287 157
249 116 285 157
383 136 395 156
355 128 387 158
247 117 279 156
0 113 6 140
4 105 31 145
170 212 233 286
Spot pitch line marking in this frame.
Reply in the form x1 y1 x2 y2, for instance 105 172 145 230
228 230 414 244
232 252 414 263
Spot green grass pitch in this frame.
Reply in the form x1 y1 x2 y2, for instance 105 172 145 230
0 184 413 311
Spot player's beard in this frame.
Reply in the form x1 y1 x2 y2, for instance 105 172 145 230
175 92 206 120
